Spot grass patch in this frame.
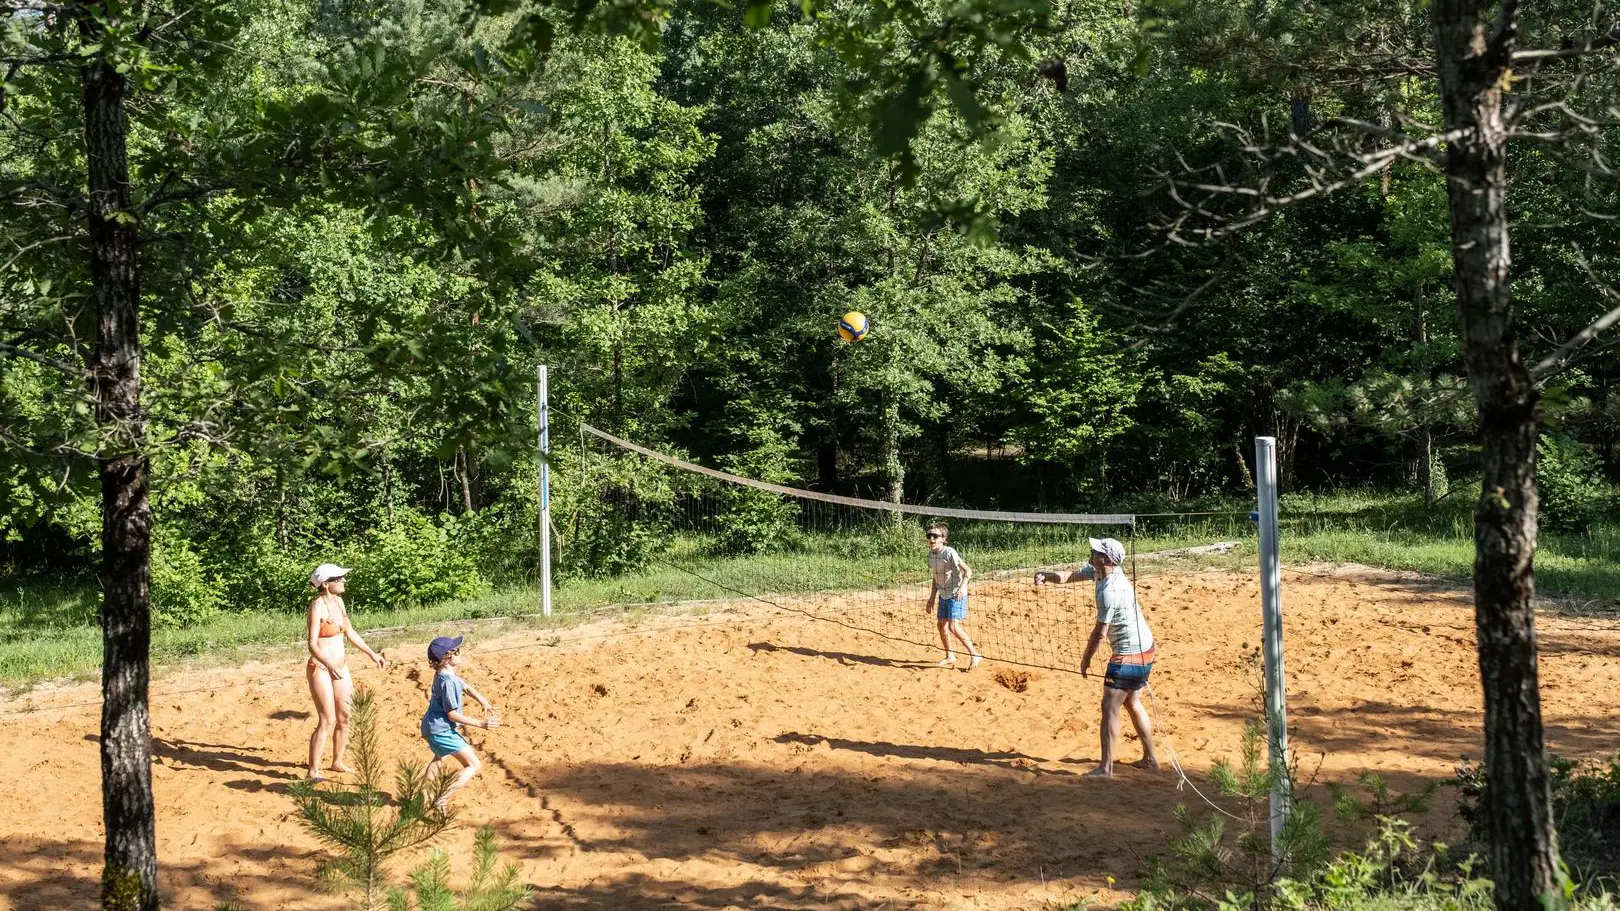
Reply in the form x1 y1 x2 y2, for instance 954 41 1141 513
6 487 1619 687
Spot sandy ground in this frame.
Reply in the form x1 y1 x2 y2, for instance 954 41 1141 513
1 567 1618 911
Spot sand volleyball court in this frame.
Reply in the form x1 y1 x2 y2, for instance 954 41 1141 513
1 569 1617 910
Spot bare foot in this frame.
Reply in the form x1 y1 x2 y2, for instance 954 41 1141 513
935 657 957 667
968 655 983 670
1130 758 1163 772
304 774 327 784
1084 767 1114 779
327 763 353 773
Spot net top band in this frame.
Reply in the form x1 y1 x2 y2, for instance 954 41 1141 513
580 424 1136 527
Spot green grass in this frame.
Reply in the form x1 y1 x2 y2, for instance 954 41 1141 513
5 487 1618 687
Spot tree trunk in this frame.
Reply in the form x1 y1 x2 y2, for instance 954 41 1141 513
1432 1 1563 905
1416 284 1436 509
457 447 476 513
82 45 159 911
881 393 903 505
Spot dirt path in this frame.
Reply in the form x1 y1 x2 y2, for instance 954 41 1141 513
2 569 1616 910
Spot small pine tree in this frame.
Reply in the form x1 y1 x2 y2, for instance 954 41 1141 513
289 687 456 911
386 827 533 911
1135 718 1331 911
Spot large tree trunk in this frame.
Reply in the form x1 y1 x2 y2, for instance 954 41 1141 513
82 42 158 911
1432 1 1562 906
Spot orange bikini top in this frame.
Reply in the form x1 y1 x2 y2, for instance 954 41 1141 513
316 604 347 639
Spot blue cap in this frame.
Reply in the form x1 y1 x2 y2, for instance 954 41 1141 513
427 636 464 662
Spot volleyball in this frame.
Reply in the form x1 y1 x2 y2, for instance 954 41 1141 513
838 311 869 343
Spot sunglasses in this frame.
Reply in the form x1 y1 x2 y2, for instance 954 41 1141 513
926 532 944 540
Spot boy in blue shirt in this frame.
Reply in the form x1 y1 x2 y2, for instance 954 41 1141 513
421 635 500 810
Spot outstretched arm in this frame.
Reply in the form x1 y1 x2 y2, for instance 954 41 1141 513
1033 565 1096 585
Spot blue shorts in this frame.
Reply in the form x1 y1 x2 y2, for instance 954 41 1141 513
425 728 471 758
936 595 968 621
1104 658 1153 692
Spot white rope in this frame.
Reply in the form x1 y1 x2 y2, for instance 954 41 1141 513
580 423 1135 526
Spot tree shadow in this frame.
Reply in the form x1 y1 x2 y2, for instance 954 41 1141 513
82 733 305 780
772 731 1067 773
0 835 325 911
746 641 933 669
268 709 310 721
1191 700 1620 766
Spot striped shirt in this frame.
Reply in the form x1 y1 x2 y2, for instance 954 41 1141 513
1096 571 1154 656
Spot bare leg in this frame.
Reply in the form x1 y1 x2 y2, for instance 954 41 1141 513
306 664 337 780
936 619 956 664
435 748 483 811
948 620 982 667
1087 687 1129 778
329 669 354 773
1124 689 1161 771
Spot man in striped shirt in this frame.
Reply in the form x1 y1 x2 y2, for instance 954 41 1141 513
1034 537 1160 777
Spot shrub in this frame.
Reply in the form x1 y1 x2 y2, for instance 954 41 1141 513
290 688 530 911
1132 717 1332 911
385 828 531 911
149 530 223 628
1538 434 1609 533
289 687 454 911
352 510 489 609
454 500 537 586
219 532 322 614
1452 754 1620 883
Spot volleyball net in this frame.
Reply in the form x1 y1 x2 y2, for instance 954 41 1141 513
545 421 1247 674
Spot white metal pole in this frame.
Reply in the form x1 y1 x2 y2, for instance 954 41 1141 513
1254 436 1290 860
539 365 552 618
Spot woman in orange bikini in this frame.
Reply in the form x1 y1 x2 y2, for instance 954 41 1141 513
305 563 387 781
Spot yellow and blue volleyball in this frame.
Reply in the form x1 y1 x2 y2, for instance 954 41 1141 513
837 311 870 343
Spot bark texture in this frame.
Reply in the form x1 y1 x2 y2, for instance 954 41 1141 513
1431 1 1563 906
82 39 159 911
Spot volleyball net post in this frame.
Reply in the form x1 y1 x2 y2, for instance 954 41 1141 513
538 364 553 618
1254 435 1290 861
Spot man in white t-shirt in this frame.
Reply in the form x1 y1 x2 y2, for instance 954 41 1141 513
1033 536 1160 778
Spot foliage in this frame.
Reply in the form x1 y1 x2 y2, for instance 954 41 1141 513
1129 815 1620 911
149 527 225 629
354 512 491 610
1452 755 1620 883
1537 436 1611 534
288 688 456 911
1328 773 1435 826
385 828 532 911
1138 717 1333 910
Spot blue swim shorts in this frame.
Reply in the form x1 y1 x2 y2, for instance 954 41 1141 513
1104 658 1153 692
425 728 471 758
936 595 968 621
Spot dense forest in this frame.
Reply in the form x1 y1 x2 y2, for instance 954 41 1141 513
4 0 1618 604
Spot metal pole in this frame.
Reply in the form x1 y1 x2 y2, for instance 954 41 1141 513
1254 436 1290 861
539 365 552 618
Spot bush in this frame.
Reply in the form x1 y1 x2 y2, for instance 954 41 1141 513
219 532 322 614
150 530 223 628
352 511 489 609
1539 434 1609 533
1452 754 1620 883
455 500 537 585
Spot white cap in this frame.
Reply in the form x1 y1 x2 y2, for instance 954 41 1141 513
310 563 352 587
1088 537 1126 566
